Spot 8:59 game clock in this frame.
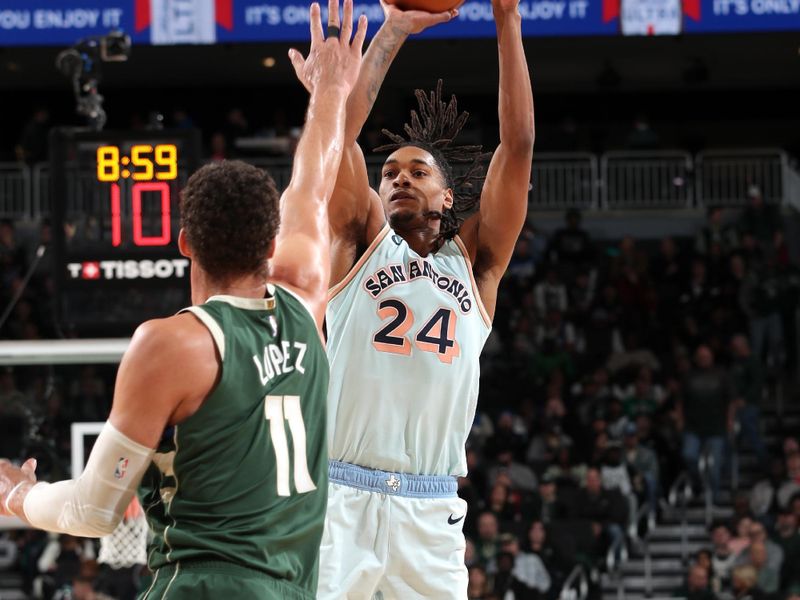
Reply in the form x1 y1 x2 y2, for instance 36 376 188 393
50 128 201 337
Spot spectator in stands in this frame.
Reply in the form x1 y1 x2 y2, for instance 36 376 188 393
488 439 538 494
68 365 108 422
209 131 229 161
468 565 491 600
526 406 573 470
606 331 661 377
696 206 739 257
487 411 529 460
494 533 549 599
734 520 784 574
530 474 570 524
673 563 715 600
747 541 780 594
738 185 782 246
221 107 249 151
621 366 667 418
534 309 578 355
711 521 738 592
574 467 627 560
506 236 538 284
680 258 720 327
729 334 768 467
548 209 593 275
775 508 800 591
625 114 660 150
69 575 115 600
779 453 800 510
750 458 787 520
741 255 784 368
476 512 501 569
730 515 755 556
726 565 764 600
585 285 624 366
488 482 519 531
0 219 26 288
652 236 686 314
696 549 712 572
35 534 96 600
466 538 478 567
680 345 733 502
15 107 50 164
533 267 568 318
623 421 660 513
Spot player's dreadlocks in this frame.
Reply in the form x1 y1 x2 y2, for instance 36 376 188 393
375 80 492 242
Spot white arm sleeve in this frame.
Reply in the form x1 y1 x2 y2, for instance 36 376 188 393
23 422 155 538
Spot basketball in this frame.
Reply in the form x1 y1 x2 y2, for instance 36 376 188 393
384 0 461 13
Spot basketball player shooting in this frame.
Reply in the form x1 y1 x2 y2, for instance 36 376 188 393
314 0 535 596
0 2 365 598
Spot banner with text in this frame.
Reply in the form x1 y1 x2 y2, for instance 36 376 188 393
0 0 797 46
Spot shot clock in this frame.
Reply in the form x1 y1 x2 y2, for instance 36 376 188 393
50 128 201 336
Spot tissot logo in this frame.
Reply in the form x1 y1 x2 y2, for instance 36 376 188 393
67 259 189 281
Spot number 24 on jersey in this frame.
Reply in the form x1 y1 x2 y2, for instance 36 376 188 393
372 298 461 364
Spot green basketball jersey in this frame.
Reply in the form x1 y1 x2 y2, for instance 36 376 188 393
138 285 329 597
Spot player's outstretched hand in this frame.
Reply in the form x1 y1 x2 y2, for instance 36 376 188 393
0 458 37 517
289 0 367 94
380 0 459 35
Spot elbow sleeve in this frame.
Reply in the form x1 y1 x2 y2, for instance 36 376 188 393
23 422 154 538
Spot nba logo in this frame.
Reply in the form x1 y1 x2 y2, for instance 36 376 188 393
114 458 129 480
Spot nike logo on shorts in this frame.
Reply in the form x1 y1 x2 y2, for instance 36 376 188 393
448 514 464 525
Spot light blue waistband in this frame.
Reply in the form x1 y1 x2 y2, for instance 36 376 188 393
328 460 458 498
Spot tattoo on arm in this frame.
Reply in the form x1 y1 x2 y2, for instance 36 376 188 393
365 26 408 104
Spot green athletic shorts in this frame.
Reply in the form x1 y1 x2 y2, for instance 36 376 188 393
139 560 314 600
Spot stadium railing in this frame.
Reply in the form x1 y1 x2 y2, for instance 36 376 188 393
696 148 789 207
0 163 31 220
559 564 589 600
784 162 800 213
1 149 798 218
667 471 693 565
600 151 694 210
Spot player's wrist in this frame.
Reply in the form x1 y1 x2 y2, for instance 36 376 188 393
312 80 352 101
492 6 522 22
4 481 34 520
383 13 415 35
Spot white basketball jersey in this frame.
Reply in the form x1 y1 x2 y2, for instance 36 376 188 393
326 225 491 477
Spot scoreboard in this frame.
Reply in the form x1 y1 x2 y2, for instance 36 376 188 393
50 128 201 336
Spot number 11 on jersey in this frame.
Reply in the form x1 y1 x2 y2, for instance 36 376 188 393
264 395 316 497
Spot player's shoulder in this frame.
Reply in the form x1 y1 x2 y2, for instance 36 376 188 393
129 313 218 365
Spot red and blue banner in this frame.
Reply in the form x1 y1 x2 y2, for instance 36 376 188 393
0 0 797 45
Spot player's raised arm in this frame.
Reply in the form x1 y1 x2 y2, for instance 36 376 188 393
461 0 534 317
327 2 458 285
269 0 367 328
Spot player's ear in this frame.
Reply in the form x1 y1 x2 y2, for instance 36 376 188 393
178 229 192 259
267 237 276 260
443 188 454 211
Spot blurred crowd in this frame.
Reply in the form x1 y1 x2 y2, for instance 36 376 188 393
0 188 799 599
460 192 800 599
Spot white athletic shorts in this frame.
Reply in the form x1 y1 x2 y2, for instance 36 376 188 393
317 460 469 600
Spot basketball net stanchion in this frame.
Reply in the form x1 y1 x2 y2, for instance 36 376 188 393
0 339 147 568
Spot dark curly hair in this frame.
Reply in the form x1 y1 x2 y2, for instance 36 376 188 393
180 160 280 282
375 80 492 241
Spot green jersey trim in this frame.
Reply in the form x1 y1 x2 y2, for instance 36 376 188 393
205 294 276 311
